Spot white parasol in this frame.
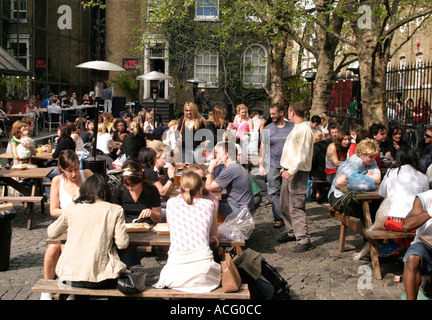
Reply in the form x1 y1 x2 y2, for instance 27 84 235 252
136 71 173 80
76 60 125 72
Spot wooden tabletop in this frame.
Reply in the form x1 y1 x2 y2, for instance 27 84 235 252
0 167 53 179
336 185 382 200
47 228 245 248
0 152 53 160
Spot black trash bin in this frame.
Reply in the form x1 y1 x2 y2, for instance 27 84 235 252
0 209 16 271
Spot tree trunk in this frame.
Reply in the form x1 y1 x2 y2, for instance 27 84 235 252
310 0 344 117
310 51 335 117
355 30 388 130
268 34 287 104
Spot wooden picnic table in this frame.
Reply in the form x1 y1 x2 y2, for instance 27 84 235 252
0 151 54 161
334 185 385 279
0 167 52 229
0 167 52 196
46 227 245 252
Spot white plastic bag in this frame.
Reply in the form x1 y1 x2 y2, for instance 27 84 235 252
366 195 392 232
217 206 255 241
112 153 127 170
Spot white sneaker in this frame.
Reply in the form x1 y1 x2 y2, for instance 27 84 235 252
66 295 75 300
40 292 53 300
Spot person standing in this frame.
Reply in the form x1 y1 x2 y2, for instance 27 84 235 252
278 102 314 252
102 83 113 114
259 103 294 228
176 102 206 163
348 97 359 117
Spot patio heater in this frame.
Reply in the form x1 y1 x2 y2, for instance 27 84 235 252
136 70 173 115
186 77 206 102
76 60 125 177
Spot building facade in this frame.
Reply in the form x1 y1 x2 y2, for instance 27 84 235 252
0 0 98 100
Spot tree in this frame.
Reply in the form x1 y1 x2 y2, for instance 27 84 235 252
286 0 347 117
319 0 432 128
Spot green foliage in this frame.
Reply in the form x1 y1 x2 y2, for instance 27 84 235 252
283 76 312 107
81 0 106 9
111 71 140 100
140 0 270 106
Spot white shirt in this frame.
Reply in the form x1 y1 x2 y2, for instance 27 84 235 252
413 190 432 244
379 165 429 218
279 121 314 175
96 132 112 154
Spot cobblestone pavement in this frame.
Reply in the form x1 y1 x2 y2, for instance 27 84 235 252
0 201 407 300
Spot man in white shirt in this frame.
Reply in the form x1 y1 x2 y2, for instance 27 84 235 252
278 102 314 252
402 190 432 300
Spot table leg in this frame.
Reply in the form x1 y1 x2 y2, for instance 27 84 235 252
362 200 383 279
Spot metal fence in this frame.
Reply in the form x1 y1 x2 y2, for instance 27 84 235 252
386 60 432 125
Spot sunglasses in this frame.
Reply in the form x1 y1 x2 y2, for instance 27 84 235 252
425 133 432 138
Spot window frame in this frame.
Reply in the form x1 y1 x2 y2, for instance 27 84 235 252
194 48 219 88
10 0 28 23
242 44 268 88
195 0 219 21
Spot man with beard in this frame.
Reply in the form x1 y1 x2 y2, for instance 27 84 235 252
259 103 294 228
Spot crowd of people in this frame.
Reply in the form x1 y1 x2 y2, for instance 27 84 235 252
6 91 432 300
386 97 431 125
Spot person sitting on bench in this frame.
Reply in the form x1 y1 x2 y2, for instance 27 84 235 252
47 174 129 295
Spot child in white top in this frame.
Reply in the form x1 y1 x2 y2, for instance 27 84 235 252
16 129 35 163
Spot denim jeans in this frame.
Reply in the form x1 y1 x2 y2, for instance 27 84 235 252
267 165 283 221
218 199 239 219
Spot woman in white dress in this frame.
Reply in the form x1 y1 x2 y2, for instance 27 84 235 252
154 171 221 293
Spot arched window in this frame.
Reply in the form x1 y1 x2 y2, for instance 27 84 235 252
195 48 219 87
243 44 268 87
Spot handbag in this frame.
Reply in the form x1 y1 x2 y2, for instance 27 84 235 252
221 252 242 293
116 265 147 295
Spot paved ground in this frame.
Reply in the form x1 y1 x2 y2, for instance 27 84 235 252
0 200 408 301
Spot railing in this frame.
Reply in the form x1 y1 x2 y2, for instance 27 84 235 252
386 60 432 125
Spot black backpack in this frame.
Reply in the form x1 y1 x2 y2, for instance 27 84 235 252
237 257 290 300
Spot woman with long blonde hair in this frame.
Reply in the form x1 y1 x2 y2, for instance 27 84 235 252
176 101 206 163
154 171 220 293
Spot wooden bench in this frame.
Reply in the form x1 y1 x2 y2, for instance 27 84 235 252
0 196 44 230
32 279 250 300
323 203 415 279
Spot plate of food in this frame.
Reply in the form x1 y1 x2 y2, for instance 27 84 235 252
154 223 170 235
11 164 27 170
125 222 151 233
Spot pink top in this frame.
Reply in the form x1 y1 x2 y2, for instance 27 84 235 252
233 117 250 139
167 196 215 252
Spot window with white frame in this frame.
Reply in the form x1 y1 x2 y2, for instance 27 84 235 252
11 0 27 22
7 35 30 69
195 49 218 87
242 44 267 87
195 0 219 21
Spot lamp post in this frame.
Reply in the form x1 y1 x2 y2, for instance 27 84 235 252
76 60 125 177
